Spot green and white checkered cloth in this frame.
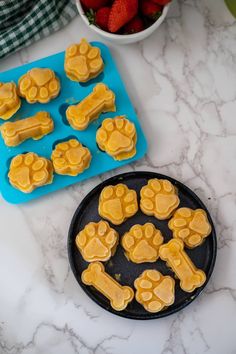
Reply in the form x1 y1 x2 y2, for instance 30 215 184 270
0 0 78 59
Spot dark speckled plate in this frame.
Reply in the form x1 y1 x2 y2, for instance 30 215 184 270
68 171 217 320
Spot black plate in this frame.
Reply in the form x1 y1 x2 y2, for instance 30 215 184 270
68 171 217 320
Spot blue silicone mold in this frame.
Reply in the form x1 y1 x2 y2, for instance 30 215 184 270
0 42 147 204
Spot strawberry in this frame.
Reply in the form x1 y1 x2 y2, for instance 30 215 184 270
108 0 138 33
141 0 162 19
81 0 110 11
152 0 171 5
124 17 144 34
95 7 111 30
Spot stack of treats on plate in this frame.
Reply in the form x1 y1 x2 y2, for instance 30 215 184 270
75 178 212 313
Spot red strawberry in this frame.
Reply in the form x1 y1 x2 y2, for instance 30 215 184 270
81 0 110 11
95 7 111 30
124 17 144 34
141 0 162 19
108 0 138 33
152 0 171 5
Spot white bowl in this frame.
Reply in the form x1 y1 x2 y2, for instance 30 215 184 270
76 1 170 44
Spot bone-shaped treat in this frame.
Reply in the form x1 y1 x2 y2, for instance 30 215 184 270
81 262 134 311
1 111 54 147
66 83 116 130
159 239 206 293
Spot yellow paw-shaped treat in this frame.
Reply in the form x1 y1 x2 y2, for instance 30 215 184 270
51 139 91 176
99 184 138 225
140 179 180 220
168 208 212 248
82 262 134 311
66 83 116 130
122 223 164 263
8 152 53 193
65 38 104 82
18 68 60 104
0 82 21 120
96 116 137 161
134 270 175 313
159 239 206 292
1 111 54 147
76 220 119 262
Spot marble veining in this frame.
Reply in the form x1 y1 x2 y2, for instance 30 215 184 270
0 0 236 353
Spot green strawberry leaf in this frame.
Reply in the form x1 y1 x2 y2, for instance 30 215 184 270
86 9 95 25
153 11 162 21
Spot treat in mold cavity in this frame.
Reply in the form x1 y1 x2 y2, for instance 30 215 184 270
1 111 54 147
51 138 91 176
0 82 21 120
65 38 104 82
8 152 53 193
18 68 60 104
96 116 137 160
66 83 116 130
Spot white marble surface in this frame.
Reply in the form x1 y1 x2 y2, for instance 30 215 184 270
0 0 236 353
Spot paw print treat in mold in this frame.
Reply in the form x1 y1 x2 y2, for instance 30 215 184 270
0 82 21 120
159 239 206 293
140 179 180 220
66 83 116 130
168 208 212 248
65 38 104 83
82 262 134 311
98 183 138 225
96 116 137 161
122 223 164 263
134 270 175 313
1 112 54 147
51 139 91 176
76 220 119 262
8 152 53 193
18 68 60 104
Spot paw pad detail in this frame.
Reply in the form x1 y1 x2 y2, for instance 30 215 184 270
8 152 53 193
65 38 104 82
99 183 138 225
0 82 21 120
122 223 164 263
168 208 212 248
76 220 118 262
140 179 180 220
134 270 175 313
66 83 116 130
51 139 91 176
18 68 60 104
96 116 137 160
